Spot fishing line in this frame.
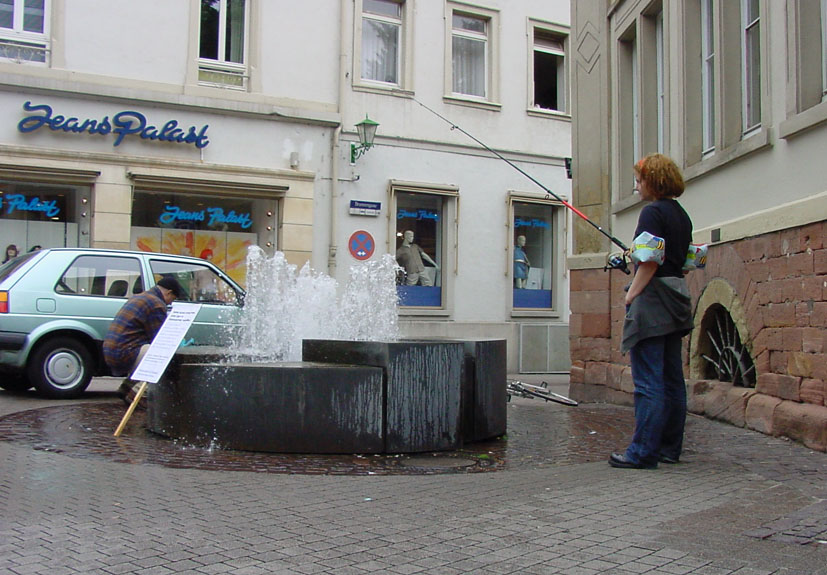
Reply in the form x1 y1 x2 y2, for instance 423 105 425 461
412 97 628 252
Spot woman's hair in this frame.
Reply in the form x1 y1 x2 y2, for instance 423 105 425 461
634 153 685 199
3 244 18 263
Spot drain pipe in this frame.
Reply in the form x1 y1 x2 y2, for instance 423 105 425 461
329 0 350 278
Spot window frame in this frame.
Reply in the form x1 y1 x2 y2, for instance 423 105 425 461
701 0 716 154
0 0 49 65
353 0 413 95
741 0 761 134
527 19 570 118
197 0 250 90
508 192 563 317
679 0 771 181
388 180 458 315
778 0 827 140
444 2 500 109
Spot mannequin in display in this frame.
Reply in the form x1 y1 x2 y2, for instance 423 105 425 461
514 235 530 288
396 230 439 286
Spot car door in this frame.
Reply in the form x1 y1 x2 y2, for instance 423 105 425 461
147 257 244 346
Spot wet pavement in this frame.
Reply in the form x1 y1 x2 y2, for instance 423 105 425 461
1 377 826 574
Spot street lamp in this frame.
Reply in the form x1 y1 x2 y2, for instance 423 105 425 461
350 115 379 164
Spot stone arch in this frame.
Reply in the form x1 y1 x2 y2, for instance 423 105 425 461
689 278 755 385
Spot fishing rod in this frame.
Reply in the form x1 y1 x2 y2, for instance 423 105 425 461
412 98 630 272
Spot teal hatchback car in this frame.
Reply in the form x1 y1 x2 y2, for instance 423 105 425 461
0 248 245 398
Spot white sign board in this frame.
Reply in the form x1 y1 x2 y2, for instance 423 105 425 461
130 302 202 384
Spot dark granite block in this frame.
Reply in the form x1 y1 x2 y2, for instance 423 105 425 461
302 339 464 452
147 361 384 453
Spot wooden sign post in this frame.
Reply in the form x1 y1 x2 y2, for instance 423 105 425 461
113 302 201 437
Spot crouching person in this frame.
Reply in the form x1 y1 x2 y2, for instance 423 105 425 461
103 276 185 405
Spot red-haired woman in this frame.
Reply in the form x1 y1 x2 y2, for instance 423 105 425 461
610 154 694 469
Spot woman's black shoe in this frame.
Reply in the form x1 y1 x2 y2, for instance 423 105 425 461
608 452 657 469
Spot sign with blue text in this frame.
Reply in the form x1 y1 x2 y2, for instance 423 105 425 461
18 101 210 149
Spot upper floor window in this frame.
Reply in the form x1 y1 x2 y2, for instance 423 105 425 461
452 13 487 98
361 0 401 85
701 0 715 153
742 0 761 132
822 0 827 99
681 0 768 170
445 3 498 105
531 26 568 114
0 0 48 64
199 0 248 89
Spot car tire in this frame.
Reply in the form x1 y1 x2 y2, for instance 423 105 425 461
0 374 33 392
27 337 93 399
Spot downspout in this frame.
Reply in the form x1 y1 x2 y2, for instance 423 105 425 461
330 0 350 277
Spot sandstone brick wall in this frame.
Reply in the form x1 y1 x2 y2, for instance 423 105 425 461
569 220 827 451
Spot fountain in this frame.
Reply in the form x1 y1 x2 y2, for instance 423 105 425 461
146 248 506 453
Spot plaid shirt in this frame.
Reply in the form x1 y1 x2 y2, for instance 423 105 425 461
103 286 168 376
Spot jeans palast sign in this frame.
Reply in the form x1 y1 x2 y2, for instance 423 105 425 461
17 101 210 149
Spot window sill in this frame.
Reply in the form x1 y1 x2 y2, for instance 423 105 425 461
684 126 772 182
526 107 571 121
779 100 827 140
398 307 451 317
352 82 415 98
443 95 502 112
511 309 560 318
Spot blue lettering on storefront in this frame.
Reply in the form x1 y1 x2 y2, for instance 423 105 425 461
2 194 60 218
515 217 550 229
158 205 252 229
397 209 439 221
207 207 252 229
17 102 210 149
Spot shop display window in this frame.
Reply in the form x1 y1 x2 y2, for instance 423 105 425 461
0 180 87 253
394 191 443 307
130 190 276 288
513 201 553 309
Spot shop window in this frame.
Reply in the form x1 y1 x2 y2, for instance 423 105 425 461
0 181 88 251
55 255 143 298
130 190 276 288
0 0 48 64
532 26 567 113
512 201 554 309
199 0 248 89
393 188 455 308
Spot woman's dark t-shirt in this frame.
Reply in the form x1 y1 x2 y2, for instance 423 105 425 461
634 198 692 278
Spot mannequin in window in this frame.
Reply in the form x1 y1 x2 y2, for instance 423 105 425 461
396 230 439 286
514 235 530 288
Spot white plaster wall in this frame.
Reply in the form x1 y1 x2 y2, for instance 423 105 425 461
60 0 190 84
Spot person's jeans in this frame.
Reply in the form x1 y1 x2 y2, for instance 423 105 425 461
625 333 687 465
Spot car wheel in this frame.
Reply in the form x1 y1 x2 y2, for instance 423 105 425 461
0 374 33 392
27 337 93 399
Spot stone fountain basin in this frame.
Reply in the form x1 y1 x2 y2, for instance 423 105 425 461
146 339 506 454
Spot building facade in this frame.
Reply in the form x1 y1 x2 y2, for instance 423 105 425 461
0 0 573 373
569 1 827 450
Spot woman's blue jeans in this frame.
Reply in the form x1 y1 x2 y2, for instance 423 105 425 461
626 333 687 466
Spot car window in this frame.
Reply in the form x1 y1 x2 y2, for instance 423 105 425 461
149 259 241 305
55 255 144 297
0 252 38 283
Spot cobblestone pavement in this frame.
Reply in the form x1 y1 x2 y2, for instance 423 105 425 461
1 378 826 574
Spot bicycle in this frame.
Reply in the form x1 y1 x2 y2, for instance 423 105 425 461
506 379 578 406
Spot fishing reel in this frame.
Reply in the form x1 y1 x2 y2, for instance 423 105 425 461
604 252 630 274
